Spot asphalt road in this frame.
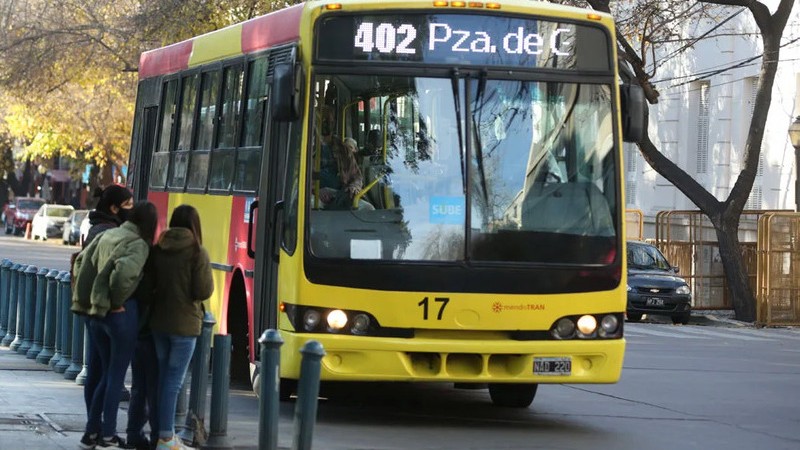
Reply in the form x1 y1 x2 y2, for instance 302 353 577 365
1 233 799 450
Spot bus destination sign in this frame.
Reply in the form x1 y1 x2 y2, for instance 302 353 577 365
316 14 610 71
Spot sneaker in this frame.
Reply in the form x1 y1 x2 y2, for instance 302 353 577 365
79 432 98 450
155 436 194 450
98 436 127 448
121 436 150 450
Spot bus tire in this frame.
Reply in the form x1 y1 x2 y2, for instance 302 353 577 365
626 313 643 322
280 378 296 401
227 273 251 384
488 383 538 408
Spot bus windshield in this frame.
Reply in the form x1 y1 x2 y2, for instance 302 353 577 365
308 73 618 265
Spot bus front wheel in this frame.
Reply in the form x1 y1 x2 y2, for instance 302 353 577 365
488 383 538 408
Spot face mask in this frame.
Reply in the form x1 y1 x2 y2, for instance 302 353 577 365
116 207 131 222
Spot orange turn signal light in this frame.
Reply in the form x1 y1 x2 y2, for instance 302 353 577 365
433 1 448 6
325 3 342 10
587 13 602 20
486 2 501 9
451 0 467 6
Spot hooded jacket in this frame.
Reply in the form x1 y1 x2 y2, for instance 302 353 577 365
148 227 214 336
71 221 149 317
83 210 123 248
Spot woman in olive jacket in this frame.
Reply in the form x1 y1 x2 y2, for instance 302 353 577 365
149 205 213 450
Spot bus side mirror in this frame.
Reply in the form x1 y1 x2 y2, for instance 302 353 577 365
621 84 646 144
271 62 302 122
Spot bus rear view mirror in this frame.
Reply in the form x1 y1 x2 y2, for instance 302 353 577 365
621 84 646 144
272 62 302 122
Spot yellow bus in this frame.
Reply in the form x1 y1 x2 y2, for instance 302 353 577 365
127 0 645 407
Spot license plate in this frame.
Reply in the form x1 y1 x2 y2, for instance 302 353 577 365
646 297 664 306
533 357 571 375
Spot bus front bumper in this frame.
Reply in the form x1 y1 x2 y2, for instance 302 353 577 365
279 333 626 384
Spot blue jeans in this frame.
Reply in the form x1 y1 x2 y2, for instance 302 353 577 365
153 332 197 439
126 333 159 445
85 299 139 437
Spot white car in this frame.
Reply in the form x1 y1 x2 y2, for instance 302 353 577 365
31 204 74 241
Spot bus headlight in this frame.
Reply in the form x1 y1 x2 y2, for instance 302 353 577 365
553 318 576 339
549 313 623 340
599 314 619 336
302 309 321 331
282 304 410 338
576 315 597 336
351 313 371 335
326 309 348 331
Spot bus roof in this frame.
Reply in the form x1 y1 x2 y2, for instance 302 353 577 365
138 0 612 80
139 3 305 79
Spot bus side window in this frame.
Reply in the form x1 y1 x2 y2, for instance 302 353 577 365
209 64 244 191
150 78 179 188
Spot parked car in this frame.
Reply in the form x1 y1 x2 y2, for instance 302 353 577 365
3 197 46 236
31 204 74 240
626 240 692 324
62 209 89 245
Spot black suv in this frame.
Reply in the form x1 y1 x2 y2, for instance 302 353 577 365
626 241 692 324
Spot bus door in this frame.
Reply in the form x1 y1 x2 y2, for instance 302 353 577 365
251 50 299 340
128 78 160 200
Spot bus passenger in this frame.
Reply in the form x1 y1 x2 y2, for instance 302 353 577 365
72 201 158 450
148 205 214 450
318 133 373 210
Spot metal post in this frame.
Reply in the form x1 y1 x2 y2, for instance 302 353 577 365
64 313 84 380
27 268 49 359
179 312 215 446
39 270 60 366
9 264 28 351
17 265 38 355
0 259 11 338
258 330 284 450
75 326 89 385
291 341 325 450
795 145 800 212
54 272 72 374
49 272 65 369
203 334 233 450
2 263 21 347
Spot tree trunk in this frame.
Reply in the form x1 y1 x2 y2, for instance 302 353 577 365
712 214 755 321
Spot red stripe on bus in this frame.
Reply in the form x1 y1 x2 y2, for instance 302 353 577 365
147 191 171 235
241 3 303 53
139 41 193 80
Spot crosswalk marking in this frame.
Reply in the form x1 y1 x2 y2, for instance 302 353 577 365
624 323 800 342
624 325 704 339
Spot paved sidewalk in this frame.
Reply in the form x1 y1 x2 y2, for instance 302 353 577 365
0 347 297 450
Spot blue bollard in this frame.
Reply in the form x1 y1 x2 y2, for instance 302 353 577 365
179 312 216 446
9 264 28 351
291 340 325 450
258 329 284 450
75 326 90 385
203 334 233 450
54 272 73 374
17 265 38 355
49 271 66 370
0 259 11 338
2 263 21 347
38 270 60 365
64 312 84 380
26 267 48 358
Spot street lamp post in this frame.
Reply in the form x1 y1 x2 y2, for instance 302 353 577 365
789 116 800 212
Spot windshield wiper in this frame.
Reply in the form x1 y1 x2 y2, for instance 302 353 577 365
472 70 489 202
450 69 466 193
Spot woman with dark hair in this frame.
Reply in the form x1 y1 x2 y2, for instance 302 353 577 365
71 201 159 449
149 205 213 450
83 184 134 248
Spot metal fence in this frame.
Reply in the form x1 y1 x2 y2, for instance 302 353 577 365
756 212 800 326
626 209 644 241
